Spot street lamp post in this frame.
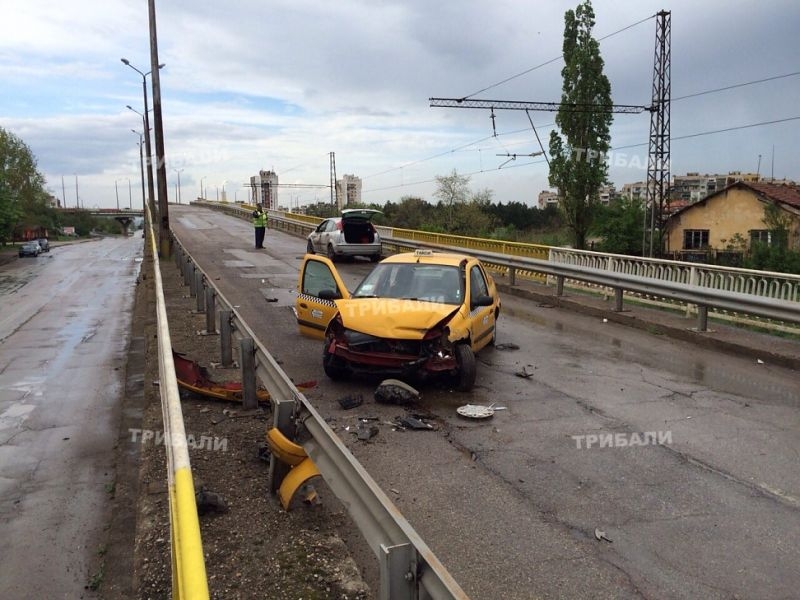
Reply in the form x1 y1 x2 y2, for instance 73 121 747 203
121 59 161 215
128 178 132 209
125 104 154 215
173 168 184 204
131 129 146 213
200 176 207 200
115 179 120 210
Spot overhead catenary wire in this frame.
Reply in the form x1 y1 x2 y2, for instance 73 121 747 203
462 13 657 99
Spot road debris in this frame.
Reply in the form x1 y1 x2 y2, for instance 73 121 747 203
375 379 420 405
594 528 613 543
337 394 364 410
515 365 534 378
356 423 379 441
494 343 520 351
398 415 435 430
457 404 495 419
195 486 229 515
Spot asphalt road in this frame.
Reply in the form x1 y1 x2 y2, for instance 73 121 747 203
0 236 143 598
171 204 800 600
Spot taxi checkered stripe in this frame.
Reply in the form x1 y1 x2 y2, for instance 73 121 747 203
299 292 337 308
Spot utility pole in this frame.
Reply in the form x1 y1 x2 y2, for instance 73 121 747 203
148 0 170 257
329 151 337 208
128 178 132 209
75 175 79 208
645 10 671 257
115 180 120 210
61 176 66 208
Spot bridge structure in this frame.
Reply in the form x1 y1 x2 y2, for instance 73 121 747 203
58 207 144 235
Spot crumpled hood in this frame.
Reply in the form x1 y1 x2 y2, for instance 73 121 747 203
335 298 459 339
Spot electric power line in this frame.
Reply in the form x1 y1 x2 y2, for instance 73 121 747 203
463 13 656 99
673 70 800 102
362 116 800 195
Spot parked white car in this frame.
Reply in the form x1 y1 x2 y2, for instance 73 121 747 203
306 209 382 262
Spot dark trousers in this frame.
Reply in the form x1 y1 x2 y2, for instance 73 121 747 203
254 227 266 248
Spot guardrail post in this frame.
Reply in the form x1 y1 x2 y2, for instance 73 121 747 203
696 305 709 332
183 256 192 286
509 267 516 286
190 266 200 298
205 289 217 334
380 543 416 600
685 266 698 318
269 396 295 494
220 310 233 366
556 275 565 297
194 271 205 311
240 338 257 409
614 287 624 312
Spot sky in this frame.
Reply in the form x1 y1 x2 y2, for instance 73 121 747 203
1 0 799 210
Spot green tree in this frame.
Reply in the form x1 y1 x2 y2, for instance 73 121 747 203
593 196 645 254
548 0 613 249
1 127 50 243
434 169 470 230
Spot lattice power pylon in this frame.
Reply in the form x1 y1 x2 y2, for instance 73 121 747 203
645 10 671 256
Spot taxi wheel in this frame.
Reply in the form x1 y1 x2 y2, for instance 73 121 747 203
306 239 315 254
454 344 476 392
323 344 348 380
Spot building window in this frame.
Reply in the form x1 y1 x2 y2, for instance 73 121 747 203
749 229 771 246
683 229 709 250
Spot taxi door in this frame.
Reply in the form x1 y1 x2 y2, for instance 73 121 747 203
466 262 496 350
295 255 351 339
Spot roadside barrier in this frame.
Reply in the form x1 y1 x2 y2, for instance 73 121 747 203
196 200 799 334
146 207 209 599
170 229 471 600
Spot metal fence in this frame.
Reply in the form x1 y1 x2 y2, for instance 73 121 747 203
146 207 209 599
170 232 470 600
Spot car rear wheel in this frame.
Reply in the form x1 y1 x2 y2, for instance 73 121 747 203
327 244 336 262
454 343 476 392
370 253 380 262
306 239 315 254
323 341 348 380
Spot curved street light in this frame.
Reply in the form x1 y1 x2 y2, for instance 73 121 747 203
120 58 163 216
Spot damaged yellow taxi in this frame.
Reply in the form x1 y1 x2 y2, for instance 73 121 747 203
295 249 501 391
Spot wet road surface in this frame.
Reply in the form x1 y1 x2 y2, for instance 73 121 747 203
0 237 142 598
170 204 800 600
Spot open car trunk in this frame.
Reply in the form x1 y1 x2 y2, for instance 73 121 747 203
342 220 376 244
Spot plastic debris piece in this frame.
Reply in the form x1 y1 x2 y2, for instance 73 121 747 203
356 423 379 441
399 416 434 430
337 394 363 410
494 343 520 351
515 366 534 378
375 379 421 405
757 359 765 364
196 486 229 515
594 528 613 543
457 404 495 419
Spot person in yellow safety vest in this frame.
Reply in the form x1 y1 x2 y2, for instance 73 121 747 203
251 203 268 248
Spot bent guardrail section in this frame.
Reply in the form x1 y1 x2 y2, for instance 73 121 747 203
146 209 210 599
170 231 470 600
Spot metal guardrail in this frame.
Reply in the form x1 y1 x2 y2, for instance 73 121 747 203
193 200 800 331
170 231 470 600
145 208 209 599
549 247 800 302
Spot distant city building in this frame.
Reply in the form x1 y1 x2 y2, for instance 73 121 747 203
249 169 278 209
620 181 649 202
536 187 614 208
336 174 362 210
537 190 560 209
599 184 617 206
